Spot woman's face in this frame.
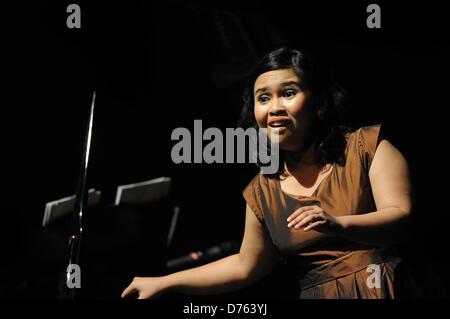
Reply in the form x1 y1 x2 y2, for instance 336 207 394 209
253 68 315 151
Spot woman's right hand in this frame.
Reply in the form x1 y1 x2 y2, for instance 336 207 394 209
121 276 167 299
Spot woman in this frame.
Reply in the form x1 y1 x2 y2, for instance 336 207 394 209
121 47 412 299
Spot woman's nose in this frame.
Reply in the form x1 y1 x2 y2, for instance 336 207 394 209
269 98 286 116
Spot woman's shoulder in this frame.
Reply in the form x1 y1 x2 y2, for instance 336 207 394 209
242 172 269 222
345 124 381 142
243 171 274 193
344 124 382 170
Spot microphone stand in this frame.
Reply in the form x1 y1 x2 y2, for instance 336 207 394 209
58 92 96 299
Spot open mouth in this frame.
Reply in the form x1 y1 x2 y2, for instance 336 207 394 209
268 119 292 128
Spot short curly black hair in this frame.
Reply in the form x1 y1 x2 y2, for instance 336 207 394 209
238 47 351 177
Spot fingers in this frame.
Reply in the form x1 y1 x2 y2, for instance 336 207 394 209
293 213 321 229
304 220 326 231
287 206 322 229
121 278 140 298
121 285 137 298
287 205 318 223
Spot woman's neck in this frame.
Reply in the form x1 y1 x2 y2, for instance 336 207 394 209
285 142 317 170
282 143 331 184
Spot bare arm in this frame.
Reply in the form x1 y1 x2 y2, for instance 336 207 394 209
286 139 413 247
121 205 279 298
337 139 413 246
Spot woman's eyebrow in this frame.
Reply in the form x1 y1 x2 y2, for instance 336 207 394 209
254 81 302 95
254 87 268 95
280 81 301 88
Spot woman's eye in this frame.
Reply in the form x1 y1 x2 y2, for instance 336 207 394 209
283 89 297 97
258 95 270 103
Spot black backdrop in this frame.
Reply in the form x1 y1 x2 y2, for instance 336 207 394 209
3 0 450 298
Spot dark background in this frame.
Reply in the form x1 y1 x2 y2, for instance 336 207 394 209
2 0 449 298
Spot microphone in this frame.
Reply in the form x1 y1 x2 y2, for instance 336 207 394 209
166 241 239 272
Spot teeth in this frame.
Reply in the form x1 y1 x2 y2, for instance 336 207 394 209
270 121 290 127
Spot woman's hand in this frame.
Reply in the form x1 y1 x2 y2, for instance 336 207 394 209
287 205 344 236
121 276 167 299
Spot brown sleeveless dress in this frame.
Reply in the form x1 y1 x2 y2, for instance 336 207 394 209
242 125 401 299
